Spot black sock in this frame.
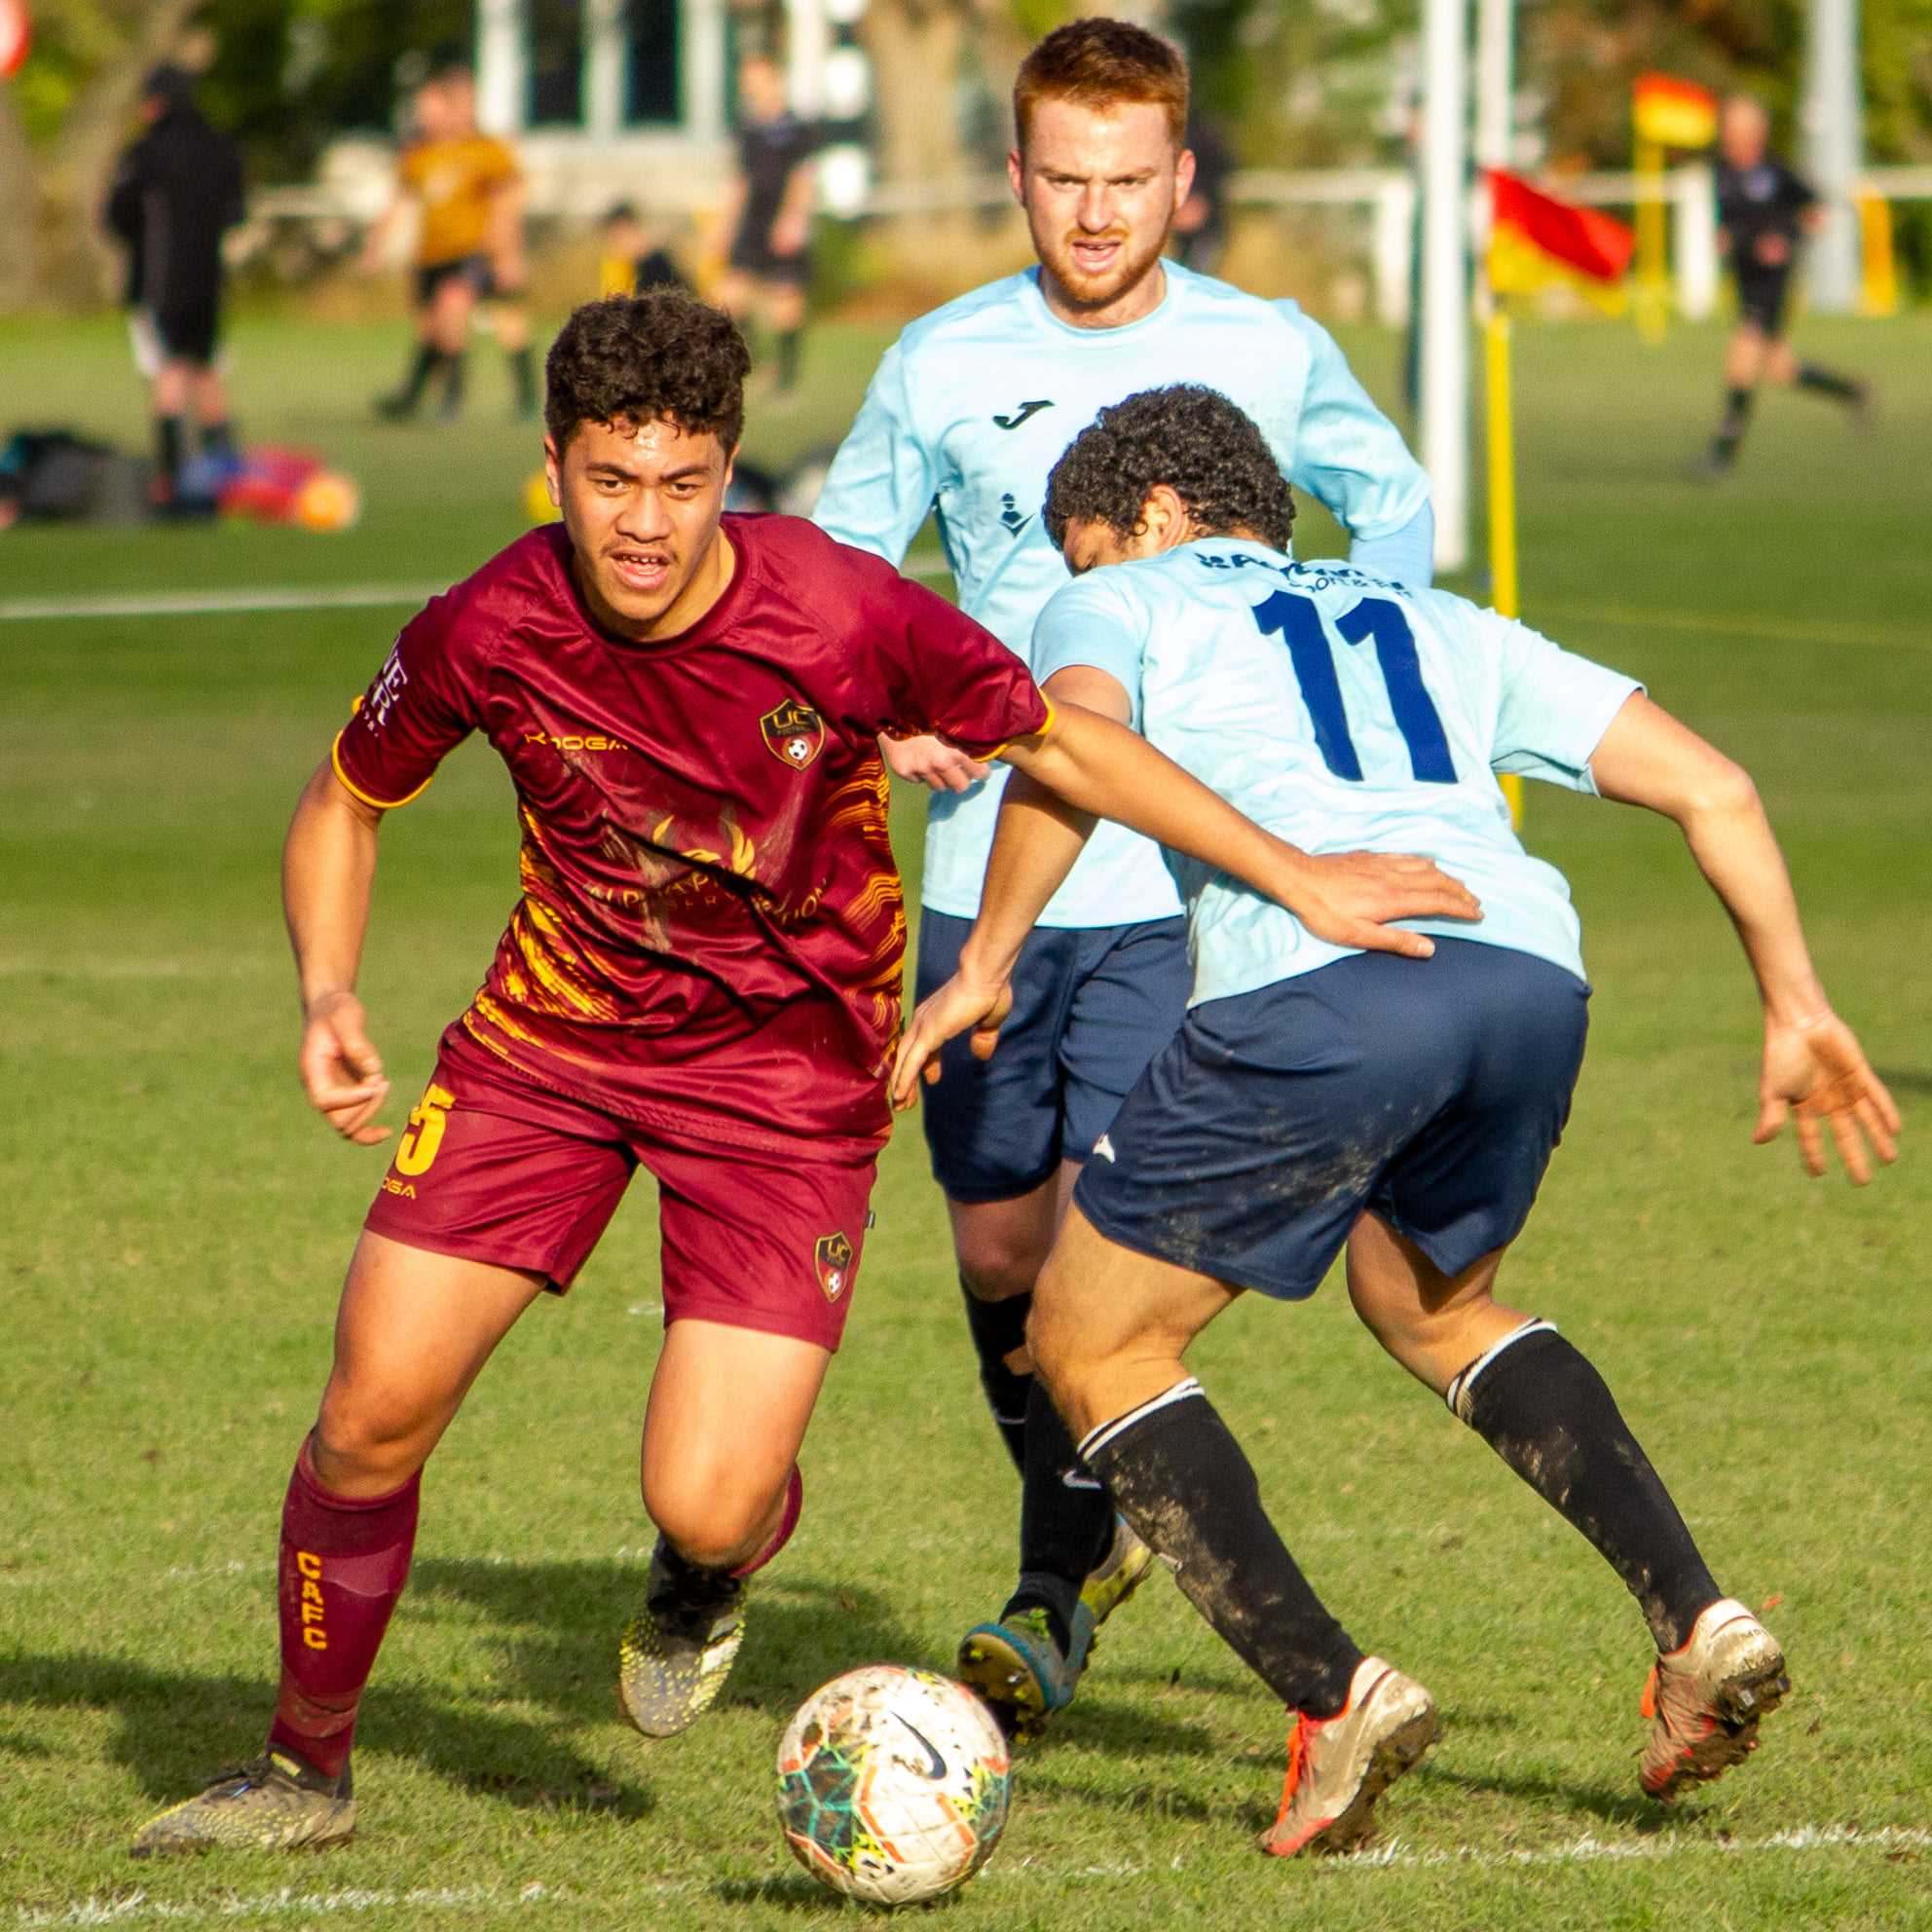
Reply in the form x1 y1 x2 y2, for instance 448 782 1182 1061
961 1282 1031 1474
395 341 440 407
1082 1380 1362 1717
201 419 235 461
439 352 467 418
508 345 538 414
1797 362 1861 404
776 327 801 392
1710 386 1753 465
155 414 184 485
1450 1322 1720 1652
1005 1376 1113 1653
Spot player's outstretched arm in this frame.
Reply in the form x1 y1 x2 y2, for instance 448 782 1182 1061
1000 698 1481 953
892 688 1484 1109
1588 692 1900 1184
282 757 392 1145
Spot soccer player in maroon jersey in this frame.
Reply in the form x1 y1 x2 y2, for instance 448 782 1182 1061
130 291 1477 1856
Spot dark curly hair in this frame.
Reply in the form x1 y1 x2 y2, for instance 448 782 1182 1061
543 292 750 454
1044 384 1296 555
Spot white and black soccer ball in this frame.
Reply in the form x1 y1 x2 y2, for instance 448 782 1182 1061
775 1664 1012 1907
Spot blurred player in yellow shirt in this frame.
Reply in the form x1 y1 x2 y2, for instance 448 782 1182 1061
364 62 537 422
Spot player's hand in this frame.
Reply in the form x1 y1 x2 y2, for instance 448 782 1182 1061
879 732 991 794
890 973 1015 1110
770 212 809 258
299 990 392 1145
1274 846 1481 959
1754 1008 1900 1184
1755 234 1791 268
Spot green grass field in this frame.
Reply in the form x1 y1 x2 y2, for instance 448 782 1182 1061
3 309 1929 1931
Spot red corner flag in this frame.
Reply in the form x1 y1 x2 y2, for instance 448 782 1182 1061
1487 169 1636 303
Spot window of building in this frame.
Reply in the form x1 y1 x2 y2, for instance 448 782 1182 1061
529 0 586 125
626 0 682 125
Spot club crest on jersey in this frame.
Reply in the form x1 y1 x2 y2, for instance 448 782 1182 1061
814 1231 854 1302
762 697 826 770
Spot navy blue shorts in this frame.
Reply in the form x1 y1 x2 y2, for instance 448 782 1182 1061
1074 939 1590 1299
915 910 1192 1204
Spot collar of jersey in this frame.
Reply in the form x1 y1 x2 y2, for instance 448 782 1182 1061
1022 263 1185 343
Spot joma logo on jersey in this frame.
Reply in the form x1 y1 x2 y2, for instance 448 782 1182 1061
992 399 1053 430
814 1231 854 1302
762 697 826 770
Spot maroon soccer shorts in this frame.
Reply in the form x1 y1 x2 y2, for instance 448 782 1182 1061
362 1027 876 1352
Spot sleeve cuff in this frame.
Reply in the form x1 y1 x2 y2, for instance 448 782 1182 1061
331 729 432 811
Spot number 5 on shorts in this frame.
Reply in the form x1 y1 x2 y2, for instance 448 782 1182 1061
395 1084 456 1177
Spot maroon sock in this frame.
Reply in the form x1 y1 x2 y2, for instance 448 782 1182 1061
730 1465 803 1579
266 1435 420 1780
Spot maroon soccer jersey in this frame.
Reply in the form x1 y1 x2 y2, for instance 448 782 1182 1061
333 514 1047 1154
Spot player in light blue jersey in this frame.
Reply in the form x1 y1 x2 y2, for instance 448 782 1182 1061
894 386 1898 1852
813 18 1433 1695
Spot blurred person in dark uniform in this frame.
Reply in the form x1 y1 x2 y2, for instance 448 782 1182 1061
1699 94 1869 477
364 62 537 422
600 201 688 296
103 64 244 502
715 54 817 399
1171 111 1231 276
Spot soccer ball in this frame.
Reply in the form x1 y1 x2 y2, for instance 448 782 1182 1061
775 1664 1012 1907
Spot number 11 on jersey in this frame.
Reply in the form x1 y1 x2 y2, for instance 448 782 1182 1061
1251 590 1456 786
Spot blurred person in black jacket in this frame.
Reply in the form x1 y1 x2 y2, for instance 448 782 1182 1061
104 64 245 502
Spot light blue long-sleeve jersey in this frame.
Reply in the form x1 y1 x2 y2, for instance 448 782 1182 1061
812 262 1433 927
1030 539 1643 1003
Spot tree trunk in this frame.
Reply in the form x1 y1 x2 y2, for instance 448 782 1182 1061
0 83 40 310
861 0 986 275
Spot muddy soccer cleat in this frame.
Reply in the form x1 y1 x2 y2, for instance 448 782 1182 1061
1639 1597 1789 1802
129 1750 355 1858
957 1605 1091 1740
1260 1656 1438 1858
1080 1513 1159 1639
617 1539 747 1739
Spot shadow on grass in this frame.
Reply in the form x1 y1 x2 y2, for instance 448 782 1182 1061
415 1558 1219 1762
3 1557 1224 1819
1875 1066 1932 1097
0 1650 655 1816
1411 1757 1662 1833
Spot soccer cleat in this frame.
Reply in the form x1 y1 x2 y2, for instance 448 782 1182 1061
1259 1656 1438 1859
957 1605 1092 1740
617 1539 747 1739
1079 1513 1159 1639
1638 1597 1789 1802
129 1750 355 1858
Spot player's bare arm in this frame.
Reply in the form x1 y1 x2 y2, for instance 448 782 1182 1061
891 684 1482 1106
282 758 391 1145
771 160 815 258
489 174 529 286
356 188 413 276
1587 690 1899 1183
712 174 749 265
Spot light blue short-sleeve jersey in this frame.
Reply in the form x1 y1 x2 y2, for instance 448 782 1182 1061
813 263 1432 927
1030 539 1642 1003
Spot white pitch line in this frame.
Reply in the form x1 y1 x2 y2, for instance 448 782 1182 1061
0 584 450 623
12 1826 1929 1925
0 557 953 624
